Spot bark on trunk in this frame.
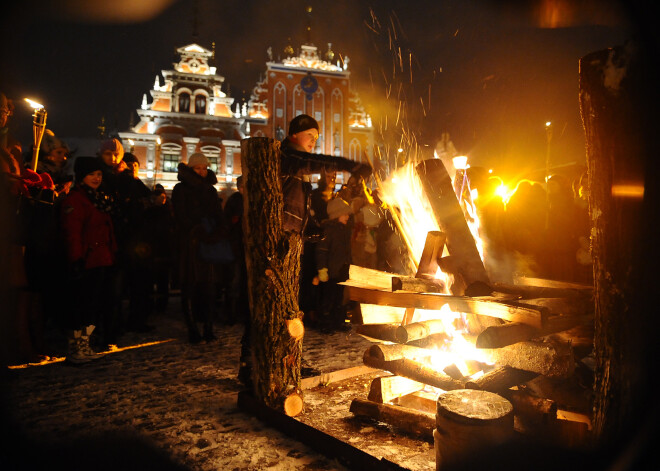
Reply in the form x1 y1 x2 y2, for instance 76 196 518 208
579 41 658 446
241 137 304 415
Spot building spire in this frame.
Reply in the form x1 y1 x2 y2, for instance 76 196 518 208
192 0 199 42
305 5 312 45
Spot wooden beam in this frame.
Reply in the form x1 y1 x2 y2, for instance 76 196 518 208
354 303 407 325
301 365 380 390
347 264 445 293
512 275 593 291
367 375 425 403
350 398 435 441
343 283 544 328
415 159 492 296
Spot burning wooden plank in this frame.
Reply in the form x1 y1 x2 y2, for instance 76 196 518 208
415 159 492 297
348 264 444 293
343 282 544 328
363 349 465 391
353 303 406 325
493 281 593 299
367 375 425 403
350 398 435 440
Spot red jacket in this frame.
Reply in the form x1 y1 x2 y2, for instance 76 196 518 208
61 186 117 269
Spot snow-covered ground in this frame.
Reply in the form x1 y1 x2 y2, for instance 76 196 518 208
2 298 377 471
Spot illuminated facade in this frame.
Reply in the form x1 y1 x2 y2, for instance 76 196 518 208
247 42 374 184
119 43 246 190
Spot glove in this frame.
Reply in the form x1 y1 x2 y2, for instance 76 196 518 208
318 268 329 282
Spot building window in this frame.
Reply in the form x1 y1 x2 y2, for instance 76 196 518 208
207 156 219 173
178 93 190 112
162 152 180 172
194 94 207 114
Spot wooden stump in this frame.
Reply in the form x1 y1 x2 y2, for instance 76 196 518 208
434 389 514 470
241 137 304 415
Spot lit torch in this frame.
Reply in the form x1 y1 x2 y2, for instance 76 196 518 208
25 98 47 172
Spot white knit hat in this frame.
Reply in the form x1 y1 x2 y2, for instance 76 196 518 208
188 153 209 167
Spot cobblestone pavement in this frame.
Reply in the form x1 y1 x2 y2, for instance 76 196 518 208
1 298 373 471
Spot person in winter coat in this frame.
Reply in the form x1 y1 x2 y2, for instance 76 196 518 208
171 153 230 343
238 114 371 386
60 156 117 363
316 197 354 332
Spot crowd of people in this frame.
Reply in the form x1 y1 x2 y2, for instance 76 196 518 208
2 94 592 377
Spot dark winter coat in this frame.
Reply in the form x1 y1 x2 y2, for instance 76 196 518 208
61 185 117 269
280 138 371 233
316 218 353 281
171 163 226 287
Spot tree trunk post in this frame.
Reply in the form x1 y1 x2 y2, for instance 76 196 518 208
241 137 304 416
579 40 658 450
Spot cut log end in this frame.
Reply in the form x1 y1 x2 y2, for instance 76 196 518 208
286 318 305 341
283 393 303 417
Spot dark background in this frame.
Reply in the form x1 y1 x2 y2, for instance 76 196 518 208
0 0 645 180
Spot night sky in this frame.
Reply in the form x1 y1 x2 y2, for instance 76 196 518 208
1 0 645 181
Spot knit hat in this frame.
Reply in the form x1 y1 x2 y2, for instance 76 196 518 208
100 138 123 154
188 152 209 168
122 152 139 165
74 156 102 182
288 114 319 136
327 197 352 220
41 129 68 154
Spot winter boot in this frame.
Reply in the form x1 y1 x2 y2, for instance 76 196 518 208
66 330 91 365
182 296 202 344
80 325 103 360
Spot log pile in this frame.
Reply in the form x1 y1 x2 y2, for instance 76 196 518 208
345 161 595 454
348 264 594 450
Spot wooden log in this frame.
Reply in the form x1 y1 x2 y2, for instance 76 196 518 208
343 282 544 328
395 319 447 343
513 275 593 291
480 339 576 378
350 398 435 440
415 159 492 297
407 332 451 349
392 276 445 293
367 375 425 403
366 343 432 362
241 137 304 415
435 389 514 469
492 282 593 299
354 323 400 343
415 230 445 279
348 264 444 293
394 390 438 414
352 303 407 325
363 351 465 391
476 315 593 349
501 389 558 436
465 366 539 393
